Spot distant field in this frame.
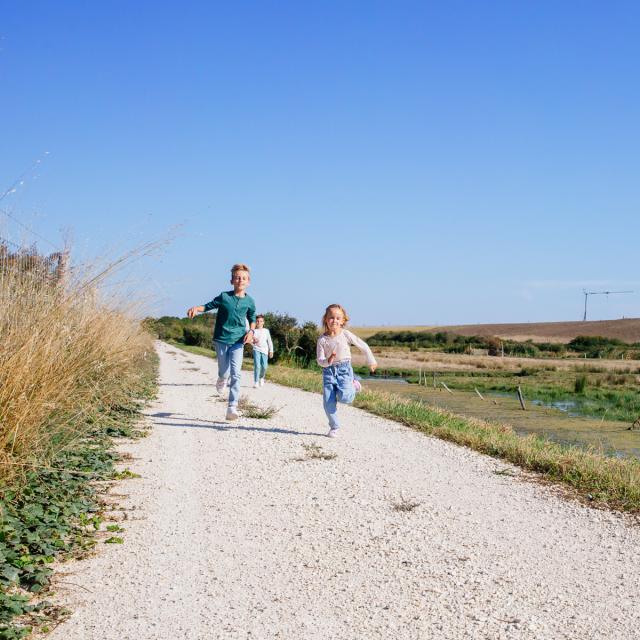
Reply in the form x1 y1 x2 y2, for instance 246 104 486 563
352 318 640 344
350 325 436 339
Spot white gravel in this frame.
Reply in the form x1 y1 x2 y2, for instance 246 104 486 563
48 341 640 639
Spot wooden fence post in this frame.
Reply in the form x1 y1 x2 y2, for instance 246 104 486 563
517 385 526 410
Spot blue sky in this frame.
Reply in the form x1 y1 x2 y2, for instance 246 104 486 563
2 1 639 325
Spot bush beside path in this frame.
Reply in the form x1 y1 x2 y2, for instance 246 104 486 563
48 341 640 640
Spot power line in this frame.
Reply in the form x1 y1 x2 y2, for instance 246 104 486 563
0 208 61 251
582 289 634 321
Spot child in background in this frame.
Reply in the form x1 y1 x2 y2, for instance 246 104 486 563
187 263 257 421
316 304 377 438
252 314 273 388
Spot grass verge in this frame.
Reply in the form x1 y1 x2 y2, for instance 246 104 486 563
0 352 157 639
1 245 160 638
166 341 217 359
352 362 640 423
268 365 640 514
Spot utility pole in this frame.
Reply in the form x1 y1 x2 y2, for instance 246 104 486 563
582 290 633 321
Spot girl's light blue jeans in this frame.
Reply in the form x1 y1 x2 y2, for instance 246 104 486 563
322 361 356 430
253 350 268 383
214 340 244 408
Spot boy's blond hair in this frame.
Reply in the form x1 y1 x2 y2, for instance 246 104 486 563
321 304 350 333
231 263 250 276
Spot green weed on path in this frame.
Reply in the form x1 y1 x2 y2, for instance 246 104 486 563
237 397 280 419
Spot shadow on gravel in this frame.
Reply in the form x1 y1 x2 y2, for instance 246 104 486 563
153 417 325 437
159 383 214 387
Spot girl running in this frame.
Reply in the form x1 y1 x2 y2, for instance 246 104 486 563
316 304 377 437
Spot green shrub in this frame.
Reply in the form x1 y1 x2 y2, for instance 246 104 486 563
262 312 318 364
183 325 212 347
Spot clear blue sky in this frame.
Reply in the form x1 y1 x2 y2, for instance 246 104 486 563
2 1 639 325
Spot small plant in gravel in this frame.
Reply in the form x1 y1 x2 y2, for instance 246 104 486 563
106 524 124 533
237 396 280 419
391 495 422 512
294 443 337 462
111 468 141 480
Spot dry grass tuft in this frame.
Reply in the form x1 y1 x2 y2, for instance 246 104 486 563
237 396 280 419
293 443 337 462
391 494 422 512
0 247 154 485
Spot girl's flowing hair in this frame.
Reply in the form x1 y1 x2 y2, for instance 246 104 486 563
321 303 349 334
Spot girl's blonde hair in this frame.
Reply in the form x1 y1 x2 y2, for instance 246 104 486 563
321 304 349 333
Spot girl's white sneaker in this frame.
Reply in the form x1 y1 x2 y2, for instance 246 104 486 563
253 382 259 388
327 428 338 438
260 378 265 387
225 407 239 421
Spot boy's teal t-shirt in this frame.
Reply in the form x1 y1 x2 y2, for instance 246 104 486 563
203 291 257 345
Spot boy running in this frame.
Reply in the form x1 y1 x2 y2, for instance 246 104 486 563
187 263 257 421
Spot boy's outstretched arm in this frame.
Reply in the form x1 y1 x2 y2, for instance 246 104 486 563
187 305 204 319
189 295 222 319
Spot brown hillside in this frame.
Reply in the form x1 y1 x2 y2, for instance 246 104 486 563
353 318 640 343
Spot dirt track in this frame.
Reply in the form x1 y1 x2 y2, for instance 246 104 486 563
48 342 640 640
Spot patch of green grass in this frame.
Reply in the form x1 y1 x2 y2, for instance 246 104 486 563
166 340 216 359
268 364 640 514
111 468 141 480
355 362 640 423
106 524 124 533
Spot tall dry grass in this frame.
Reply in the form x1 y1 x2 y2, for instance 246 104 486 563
0 249 154 483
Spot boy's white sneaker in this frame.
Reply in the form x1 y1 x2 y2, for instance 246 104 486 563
253 382 259 389
225 407 239 421
327 428 339 438
260 378 265 387
216 378 226 394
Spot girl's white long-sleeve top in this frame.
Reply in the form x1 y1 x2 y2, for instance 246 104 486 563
253 328 273 354
316 329 377 368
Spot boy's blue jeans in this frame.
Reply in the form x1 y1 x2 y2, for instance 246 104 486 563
322 361 356 430
214 340 244 408
253 350 268 383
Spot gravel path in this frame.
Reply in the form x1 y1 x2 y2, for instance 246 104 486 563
49 341 640 639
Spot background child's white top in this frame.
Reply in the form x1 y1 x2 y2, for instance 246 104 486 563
253 328 273 354
316 329 377 368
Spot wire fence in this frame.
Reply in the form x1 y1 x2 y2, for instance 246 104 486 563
0 239 69 289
